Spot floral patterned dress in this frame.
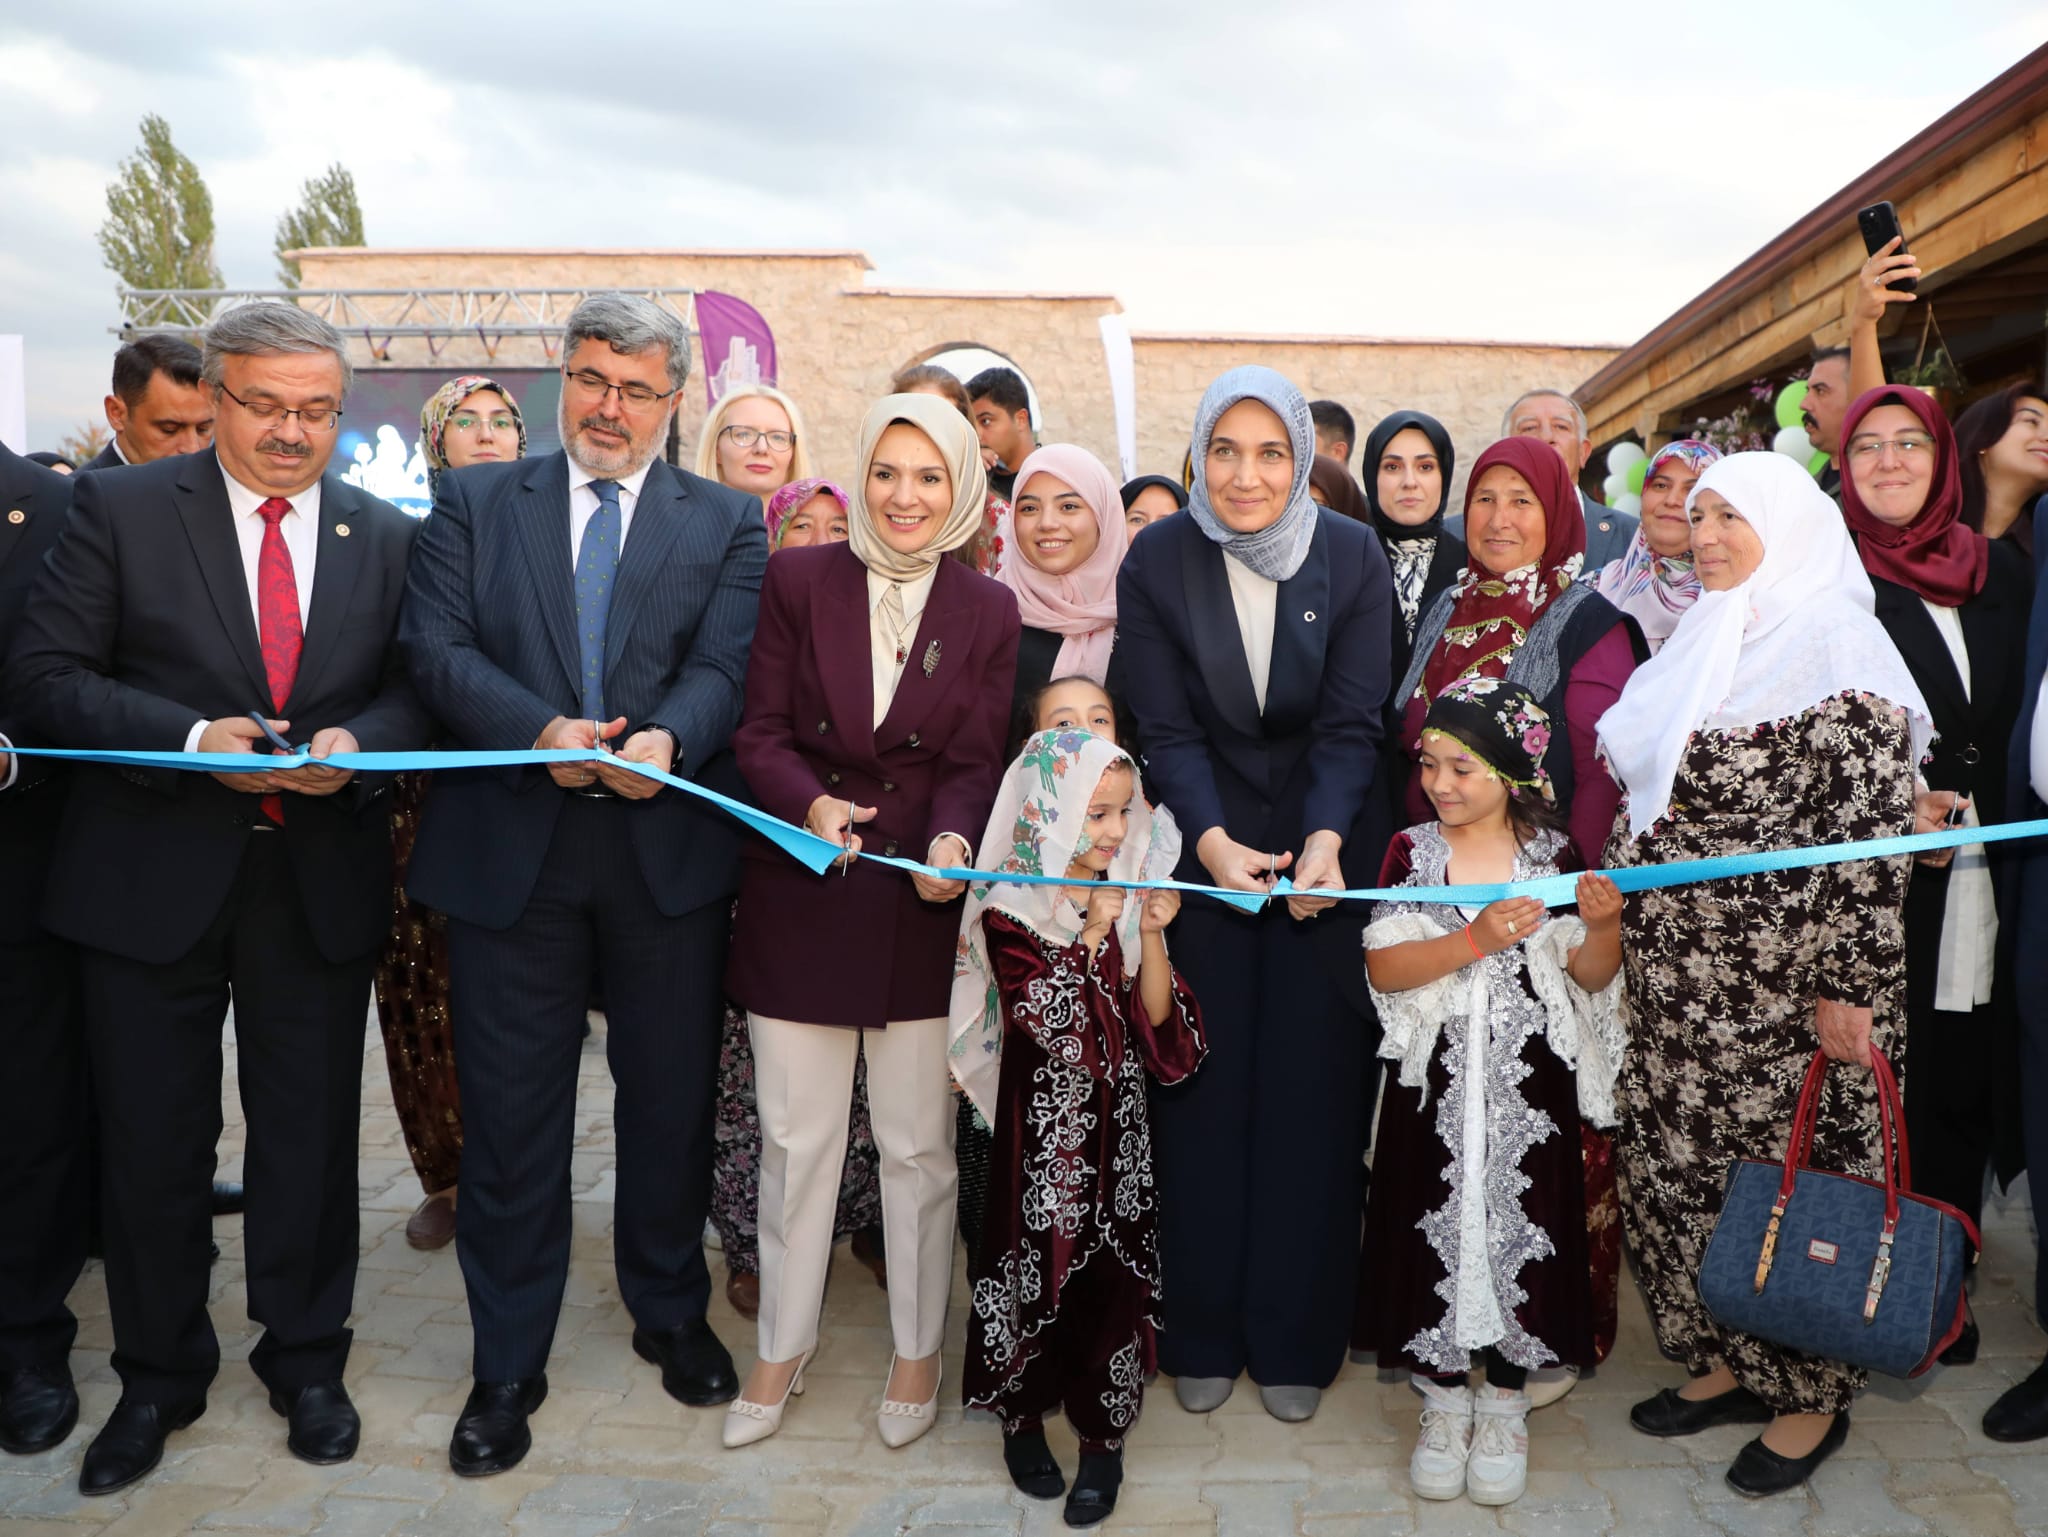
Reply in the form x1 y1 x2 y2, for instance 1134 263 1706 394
1606 690 1915 1415
373 772 463 1195
965 911 1205 1447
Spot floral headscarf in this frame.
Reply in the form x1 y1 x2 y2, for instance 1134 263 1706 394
946 729 1181 1125
764 476 849 548
1418 676 1555 803
419 374 527 483
1590 439 1717 648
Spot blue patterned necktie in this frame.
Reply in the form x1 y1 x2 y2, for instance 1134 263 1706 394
574 478 623 719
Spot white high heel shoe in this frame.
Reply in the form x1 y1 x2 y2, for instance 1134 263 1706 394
878 1353 942 1448
722 1351 811 1448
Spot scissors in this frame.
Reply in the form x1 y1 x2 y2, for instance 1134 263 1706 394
248 713 310 757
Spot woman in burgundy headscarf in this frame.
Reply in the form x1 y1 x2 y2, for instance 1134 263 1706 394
1377 435 1645 1374
1843 386 2029 1363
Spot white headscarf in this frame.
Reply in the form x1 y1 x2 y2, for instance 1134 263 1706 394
946 729 1181 1126
844 392 991 581
1596 452 1932 838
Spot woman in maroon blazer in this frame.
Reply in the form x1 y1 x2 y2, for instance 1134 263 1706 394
724 393 1020 1449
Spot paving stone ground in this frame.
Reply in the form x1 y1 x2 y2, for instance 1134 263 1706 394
3 1011 2043 1535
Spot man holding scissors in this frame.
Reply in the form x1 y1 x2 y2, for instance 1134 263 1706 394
399 294 766 1476
6 305 430 1493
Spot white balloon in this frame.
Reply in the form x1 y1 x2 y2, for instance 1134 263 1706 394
1611 492 1642 517
1772 425 1815 460
1602 473 1626 502
1607 442 1647 475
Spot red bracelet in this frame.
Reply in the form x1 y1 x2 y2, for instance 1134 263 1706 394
1463 924 1485 961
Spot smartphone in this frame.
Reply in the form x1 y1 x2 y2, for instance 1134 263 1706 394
1857 201 1917 293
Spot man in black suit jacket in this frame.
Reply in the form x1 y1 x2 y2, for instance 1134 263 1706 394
0 446 86 1460
400 294 766 1475
8 305 432 1495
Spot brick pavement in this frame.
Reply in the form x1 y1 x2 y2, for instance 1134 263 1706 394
1 1013 2042 1536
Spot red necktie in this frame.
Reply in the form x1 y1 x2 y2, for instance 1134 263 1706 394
255 498 303 824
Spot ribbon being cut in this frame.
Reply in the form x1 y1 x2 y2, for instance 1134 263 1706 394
9 742 2037 910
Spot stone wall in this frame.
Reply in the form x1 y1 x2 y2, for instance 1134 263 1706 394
289 248 1617 501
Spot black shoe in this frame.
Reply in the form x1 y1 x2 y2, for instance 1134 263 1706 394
268 1379 360 1465
631 1319 737 1407
0 1365 79 1455
1064 1449 1123 1528
1003 1427 1065 1499
1630 1384 1774 1437
1940 1317 1980 1366
211 1181 245 1217
1725 1413 1850 1497
78 1396 205 1496
1984 1359 2048 1442
449 1376 548 1477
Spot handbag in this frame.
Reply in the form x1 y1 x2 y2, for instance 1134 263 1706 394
1697 1049 1977 1379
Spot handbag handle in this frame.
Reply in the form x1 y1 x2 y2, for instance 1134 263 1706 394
1753 1046 1910 1297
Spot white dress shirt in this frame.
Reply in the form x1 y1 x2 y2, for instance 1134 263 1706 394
568 457 653 566
1222 553 1278 714
183 466 323 751
2034 673 2048 807
1923 600 1994 1012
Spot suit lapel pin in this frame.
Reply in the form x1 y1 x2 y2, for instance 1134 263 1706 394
6 509 23 525
334 524 351 537
922 639 942 678
1304 610 1317 622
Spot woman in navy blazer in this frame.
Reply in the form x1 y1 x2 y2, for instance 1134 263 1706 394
1116 366 1394 1422
724 395 1019 1449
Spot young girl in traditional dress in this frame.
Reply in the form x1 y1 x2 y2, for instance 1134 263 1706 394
1358 676 1625 1507
949 727 1205 1529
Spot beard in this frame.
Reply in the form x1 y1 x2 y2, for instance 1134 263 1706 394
561 405 664 480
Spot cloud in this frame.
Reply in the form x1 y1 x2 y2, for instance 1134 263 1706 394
2 1 2043 448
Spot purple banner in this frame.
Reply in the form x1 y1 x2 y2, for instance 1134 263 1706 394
695 290 778 407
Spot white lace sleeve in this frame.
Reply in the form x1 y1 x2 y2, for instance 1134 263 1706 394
1523 917 1626 1129
1363 911 1473 1102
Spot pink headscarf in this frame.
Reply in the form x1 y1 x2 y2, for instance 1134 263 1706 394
998 444 1127 682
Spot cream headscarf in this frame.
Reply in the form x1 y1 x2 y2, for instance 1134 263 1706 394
845 392 991 581
1596 452 1932 838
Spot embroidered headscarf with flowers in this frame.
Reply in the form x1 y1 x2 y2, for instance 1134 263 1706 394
1590 439 1717 648
1418 675 1556 804
1419 436 1586 708
945 728 1181 1126
418 374 527 488
763 476 849 548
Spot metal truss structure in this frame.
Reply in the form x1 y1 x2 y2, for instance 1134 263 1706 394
116 288 699 362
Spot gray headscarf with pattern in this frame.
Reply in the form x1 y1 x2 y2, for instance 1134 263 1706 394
1184 365 1320 582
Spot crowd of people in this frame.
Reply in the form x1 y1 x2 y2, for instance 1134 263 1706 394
3 243 2048 1528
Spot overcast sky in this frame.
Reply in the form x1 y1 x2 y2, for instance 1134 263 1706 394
1 4 2042 449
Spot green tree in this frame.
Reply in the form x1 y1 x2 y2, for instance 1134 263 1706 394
97 114 223 292
274 164 365 289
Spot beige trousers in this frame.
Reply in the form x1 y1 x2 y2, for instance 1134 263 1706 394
747 1012 958 1363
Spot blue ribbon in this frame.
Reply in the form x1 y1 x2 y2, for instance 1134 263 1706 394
12 745 2043 913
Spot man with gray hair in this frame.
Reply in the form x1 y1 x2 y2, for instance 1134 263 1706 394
400 293 767 1475
8 302 432 1493
1499 388 1639 569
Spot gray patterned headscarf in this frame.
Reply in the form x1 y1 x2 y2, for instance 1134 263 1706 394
1185 365 1319 582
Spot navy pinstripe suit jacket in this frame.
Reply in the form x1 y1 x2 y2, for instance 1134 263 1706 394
399 450 768 928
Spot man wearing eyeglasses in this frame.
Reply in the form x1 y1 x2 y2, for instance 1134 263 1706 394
399 293 768 1476
6 303 433 1494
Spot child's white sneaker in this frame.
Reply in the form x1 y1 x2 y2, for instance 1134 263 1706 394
1409 1377 1474 1501
1467 1383 1530 1505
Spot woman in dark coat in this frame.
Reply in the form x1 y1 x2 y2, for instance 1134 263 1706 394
1842 385 2029 1363
723 393 1019 1449
1116 364 1393 1423
1361 409 1466 687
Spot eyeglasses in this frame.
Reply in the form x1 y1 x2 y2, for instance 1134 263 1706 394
1845 434 1936 463
720 425 796 453
218 383 342 431
562 369 678 410
450 413 517 433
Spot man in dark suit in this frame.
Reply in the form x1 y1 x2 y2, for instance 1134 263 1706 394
80 334 215 474
0 446 85 1460
8 305 432 1494
1501 388 1640 568
400 294 767 1475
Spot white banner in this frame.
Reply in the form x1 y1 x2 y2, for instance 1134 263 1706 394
0 337 25 455
1097 314 1136 482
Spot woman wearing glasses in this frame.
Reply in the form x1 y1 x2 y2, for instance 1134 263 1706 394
1842 386 2028 1360
694 385 811 508
374 375 530 1251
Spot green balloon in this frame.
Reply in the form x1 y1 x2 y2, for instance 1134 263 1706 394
1775 380 1809 430
1626 459 1646 495
1808 449 1831 476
